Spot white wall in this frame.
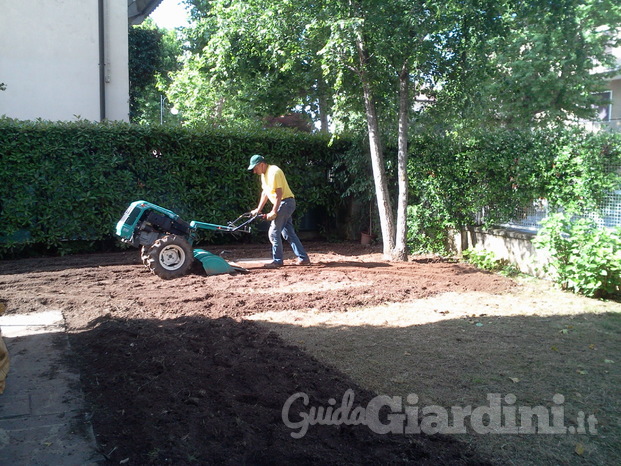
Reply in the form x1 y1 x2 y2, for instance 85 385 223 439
606 44 621 131
106 0 130 121
448 227 551 278
0 0 129 122
609 78 621 132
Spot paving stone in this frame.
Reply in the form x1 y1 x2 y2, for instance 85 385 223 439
0 311 104 464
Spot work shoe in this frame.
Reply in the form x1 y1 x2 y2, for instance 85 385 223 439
263 261 282 269
296 258 311 266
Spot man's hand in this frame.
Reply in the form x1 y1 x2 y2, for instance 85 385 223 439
266 211 277 221
250 208 260 216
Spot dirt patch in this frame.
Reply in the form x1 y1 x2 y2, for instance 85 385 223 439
1 241 619 464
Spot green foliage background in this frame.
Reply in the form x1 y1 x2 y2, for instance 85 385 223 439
534 214 621 298
0 119 346 256
406 128 621 253
129 20 183 125
1 118 619 263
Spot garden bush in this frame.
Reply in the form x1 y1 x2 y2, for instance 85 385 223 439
406 127 621 255
534 213 621 298
0 118 351 256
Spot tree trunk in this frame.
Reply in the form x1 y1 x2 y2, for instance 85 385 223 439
317 78 330 133
392 62 409 261
355 31 395 257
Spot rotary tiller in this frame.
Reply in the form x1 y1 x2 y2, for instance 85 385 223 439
115 200 259 279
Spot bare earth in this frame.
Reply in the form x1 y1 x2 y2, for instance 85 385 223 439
0 241 619 465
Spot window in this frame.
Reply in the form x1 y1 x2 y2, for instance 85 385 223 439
594 91 612 121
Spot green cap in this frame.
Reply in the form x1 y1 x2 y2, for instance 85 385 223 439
247 154 266 170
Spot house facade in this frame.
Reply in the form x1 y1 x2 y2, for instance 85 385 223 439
0 0 162 122
603 73 621 131
592 44 621 132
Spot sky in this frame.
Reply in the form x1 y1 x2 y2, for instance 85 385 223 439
149 0 190 29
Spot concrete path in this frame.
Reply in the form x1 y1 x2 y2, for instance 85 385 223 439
0 310 104 465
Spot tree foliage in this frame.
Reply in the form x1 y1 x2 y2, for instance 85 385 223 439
163 0 620 259
173 0 621 131
168 1 332 129
129 19 183 125
427 0 621 129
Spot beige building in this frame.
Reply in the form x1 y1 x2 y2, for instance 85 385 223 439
592 43 621 132
0 0 162 122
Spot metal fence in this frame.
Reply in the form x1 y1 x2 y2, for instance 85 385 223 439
581 118 621 133
503 189 621 232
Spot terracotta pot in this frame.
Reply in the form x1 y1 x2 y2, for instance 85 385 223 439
360 232 375 245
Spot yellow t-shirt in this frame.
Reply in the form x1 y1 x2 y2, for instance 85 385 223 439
261 165 294 205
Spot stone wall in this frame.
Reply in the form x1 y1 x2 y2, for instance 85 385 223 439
447 226 551 278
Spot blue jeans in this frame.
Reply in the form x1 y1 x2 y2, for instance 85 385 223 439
269 198 308 264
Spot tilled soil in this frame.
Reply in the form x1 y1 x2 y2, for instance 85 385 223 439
0 241 515 464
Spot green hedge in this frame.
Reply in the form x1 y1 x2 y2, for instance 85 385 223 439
0 119 351 256
407 127 621 253
3 119 619 259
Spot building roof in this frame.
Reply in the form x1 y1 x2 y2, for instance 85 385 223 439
128 0 164 25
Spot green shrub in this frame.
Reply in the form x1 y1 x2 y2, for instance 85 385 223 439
408 128 551 229
407 128 621 258
462 248 501 271
406 204 452 255
0 118 352 256
462 248 520 276
534 213 621 298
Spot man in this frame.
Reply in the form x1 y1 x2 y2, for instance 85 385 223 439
248 154 310 268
